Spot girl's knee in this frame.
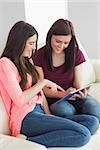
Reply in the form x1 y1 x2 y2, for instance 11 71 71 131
79 130 91 147
65 126 91 147
75 125 91 147
82 102 100 121
50 101 76 117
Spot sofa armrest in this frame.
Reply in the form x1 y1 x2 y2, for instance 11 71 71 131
0 95 11 135
0 134 47 150
91 59 100 82
78 60 96 86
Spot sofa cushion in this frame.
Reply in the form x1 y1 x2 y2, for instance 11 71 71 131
0 95 10 135
89 82 100 103
0 134 47 150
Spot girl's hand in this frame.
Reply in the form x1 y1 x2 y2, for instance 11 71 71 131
58 87 76 98
16 134 27 140
64 87 77 100
44 79 65 93
70 87 91 99
65 87 77 94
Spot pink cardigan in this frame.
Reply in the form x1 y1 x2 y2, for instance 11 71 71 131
0 57 43 136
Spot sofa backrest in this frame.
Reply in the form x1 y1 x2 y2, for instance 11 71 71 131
78 60 96 86
76 38 96 86
0 95 11 135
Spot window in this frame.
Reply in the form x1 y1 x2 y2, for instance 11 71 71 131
25 0 68 47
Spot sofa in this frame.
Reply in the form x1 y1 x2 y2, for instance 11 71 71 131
0 58 100 150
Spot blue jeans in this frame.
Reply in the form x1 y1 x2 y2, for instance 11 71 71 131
20 104 99 147
50 94 100 122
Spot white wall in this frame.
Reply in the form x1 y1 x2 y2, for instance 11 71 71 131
25 0 68 47
1 0 99 59
0 0 25 55
68 0 100 59
0 0 68 54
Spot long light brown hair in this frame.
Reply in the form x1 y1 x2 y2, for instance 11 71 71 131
1 21 39 90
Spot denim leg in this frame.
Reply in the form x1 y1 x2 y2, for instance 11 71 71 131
20 111 91 147
50 100 76 117
66 114 99 135
50 99 99 135
81 95 100 122
27 130 90 148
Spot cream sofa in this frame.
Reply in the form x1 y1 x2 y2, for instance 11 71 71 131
0 59 100 150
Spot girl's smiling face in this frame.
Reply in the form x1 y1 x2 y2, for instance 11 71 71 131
22 34 37 58
51 35 72 54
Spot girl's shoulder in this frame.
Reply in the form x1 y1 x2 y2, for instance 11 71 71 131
37 45 46 54
0 57 18 72
0 57 12 63
0 57 14 67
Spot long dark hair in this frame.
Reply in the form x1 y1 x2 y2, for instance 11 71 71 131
45 18 79 71
1 21 39 90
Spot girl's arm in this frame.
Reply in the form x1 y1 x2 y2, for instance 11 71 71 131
73 62 90 98
23 79 64 103
35 66 75 99
73 63 84 89
0 58 64 107
41 94 51 114
43 86 67 98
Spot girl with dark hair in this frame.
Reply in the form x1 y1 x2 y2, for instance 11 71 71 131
0 20 99 148
34 18 100 122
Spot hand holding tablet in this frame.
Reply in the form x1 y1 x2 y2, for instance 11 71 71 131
56 84 92 103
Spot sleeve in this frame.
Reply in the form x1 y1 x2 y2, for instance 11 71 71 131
75 49 86 66
33 48 44 67
0 58 26 107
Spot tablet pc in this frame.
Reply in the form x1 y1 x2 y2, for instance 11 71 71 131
56 83 92 104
